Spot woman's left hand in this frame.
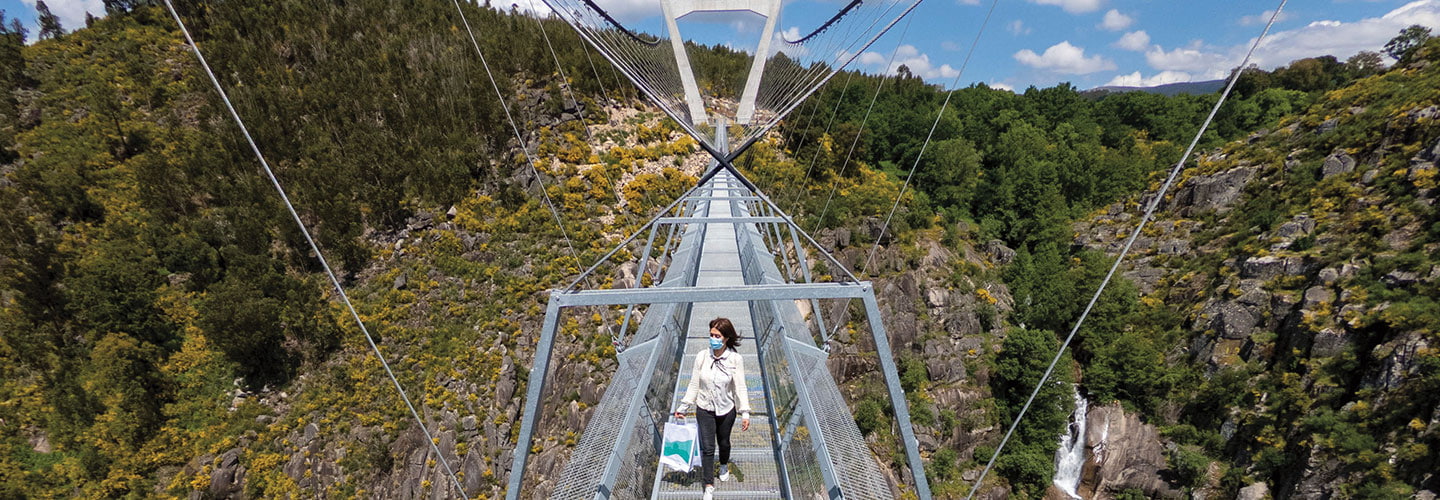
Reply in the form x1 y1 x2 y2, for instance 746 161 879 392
741 417 750 431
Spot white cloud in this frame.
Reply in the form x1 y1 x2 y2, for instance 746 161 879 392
1114 30 1150 51
989 82 1015 91
20 0 103 29
1014 41 1116 74
1238 9 1292 26
941 41 963 51
1028 0 1103 14
1007 20 1032 36
1133 0 1440 83
1098 9 1133 31
857 44 960 79
957 0 981 5
1104 70 1193 87
1246 0 1440 67
1144 43 1231 78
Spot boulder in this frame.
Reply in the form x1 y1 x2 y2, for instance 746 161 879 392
1318 267 1340 285
1156 239 1190 255
1124 262 1167 295
1301 286 1334 310
1172 166 1256 215
1240 255 1308 279
1383 270 1420 286
924 287 949 308
496 355 517 403
835 227 852 249
614 261 638 289
1237 482 1269 500
209 448 246 498
946 309 983 337
26 430 49 453
863 217 893 244
1205 301 1259 340
922 341 966 383
1080 402 1182 499
1321 151 1356 178
1274 214 1315 240
1311 328 1348 358
982 240 1015 265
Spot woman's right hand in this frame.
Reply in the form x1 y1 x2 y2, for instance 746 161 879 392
673 412 685 420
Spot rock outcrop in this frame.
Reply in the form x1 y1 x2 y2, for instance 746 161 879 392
1077 403 1181 499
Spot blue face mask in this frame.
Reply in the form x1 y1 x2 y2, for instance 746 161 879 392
710 338 725 350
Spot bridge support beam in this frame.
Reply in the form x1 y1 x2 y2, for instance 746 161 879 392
736 0 781 124
863 292 933 498
659 0 708 124
506 294 563 499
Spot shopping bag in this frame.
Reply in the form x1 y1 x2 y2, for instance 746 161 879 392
660 421 699 472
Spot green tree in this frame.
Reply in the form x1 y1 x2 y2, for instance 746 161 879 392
198 273 290 387
1 12 27 164
1384 25 1433 62
916 137 982 218
991 327 1075 496
1345 51 1386 78
35 1 63 40
82 333 168 458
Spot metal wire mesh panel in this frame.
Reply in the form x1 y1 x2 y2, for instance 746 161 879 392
551 220 705 499
733 195 896 500
553 341 655 499
793 348 893 498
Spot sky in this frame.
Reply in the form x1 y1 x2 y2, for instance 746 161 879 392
2 0 1439 91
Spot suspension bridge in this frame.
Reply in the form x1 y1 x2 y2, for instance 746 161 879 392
161 0 1290 495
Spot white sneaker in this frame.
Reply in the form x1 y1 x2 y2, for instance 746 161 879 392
702 485 715 500
718 463 731 482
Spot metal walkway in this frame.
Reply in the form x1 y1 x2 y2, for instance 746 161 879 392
651 170 784 498
510 126 928 499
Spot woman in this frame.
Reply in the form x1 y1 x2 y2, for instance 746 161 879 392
674 317 751 499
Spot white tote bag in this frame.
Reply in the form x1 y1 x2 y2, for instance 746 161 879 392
660 421 700 472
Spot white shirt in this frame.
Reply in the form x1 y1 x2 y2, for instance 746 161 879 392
676 347 750 418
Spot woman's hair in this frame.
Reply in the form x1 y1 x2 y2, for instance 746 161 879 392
710 317 741 350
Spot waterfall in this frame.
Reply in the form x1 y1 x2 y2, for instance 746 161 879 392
1052 386 1088 499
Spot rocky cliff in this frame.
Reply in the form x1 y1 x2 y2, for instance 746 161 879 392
1064 45 1440 498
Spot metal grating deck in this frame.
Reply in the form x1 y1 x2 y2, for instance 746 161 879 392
653 172 785 499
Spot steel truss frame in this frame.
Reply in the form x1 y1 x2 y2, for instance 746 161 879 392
506 133 931 500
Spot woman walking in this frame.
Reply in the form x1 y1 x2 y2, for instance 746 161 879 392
674 317 751 500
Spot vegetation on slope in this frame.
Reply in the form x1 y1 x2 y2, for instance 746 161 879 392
2 0 1436 497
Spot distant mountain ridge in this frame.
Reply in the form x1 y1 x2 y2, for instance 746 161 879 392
1088 79 1226 96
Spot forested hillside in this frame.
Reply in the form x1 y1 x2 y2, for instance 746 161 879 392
761 30 1438 499
1 1 1436 499
0 2 699 497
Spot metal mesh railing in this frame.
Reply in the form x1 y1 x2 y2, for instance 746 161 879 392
733 194 896 500
551 197 709 499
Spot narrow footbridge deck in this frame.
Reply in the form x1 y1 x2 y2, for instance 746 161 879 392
510 140 927 498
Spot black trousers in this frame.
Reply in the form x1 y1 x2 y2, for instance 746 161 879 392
696 406 736 486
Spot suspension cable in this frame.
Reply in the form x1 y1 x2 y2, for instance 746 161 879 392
862 0 998 274
816 0 999 352
813 17 913 234
963 2 1289 497
159 1 468 496
789 71 855 215
528 1 594 142
448 0 586 278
